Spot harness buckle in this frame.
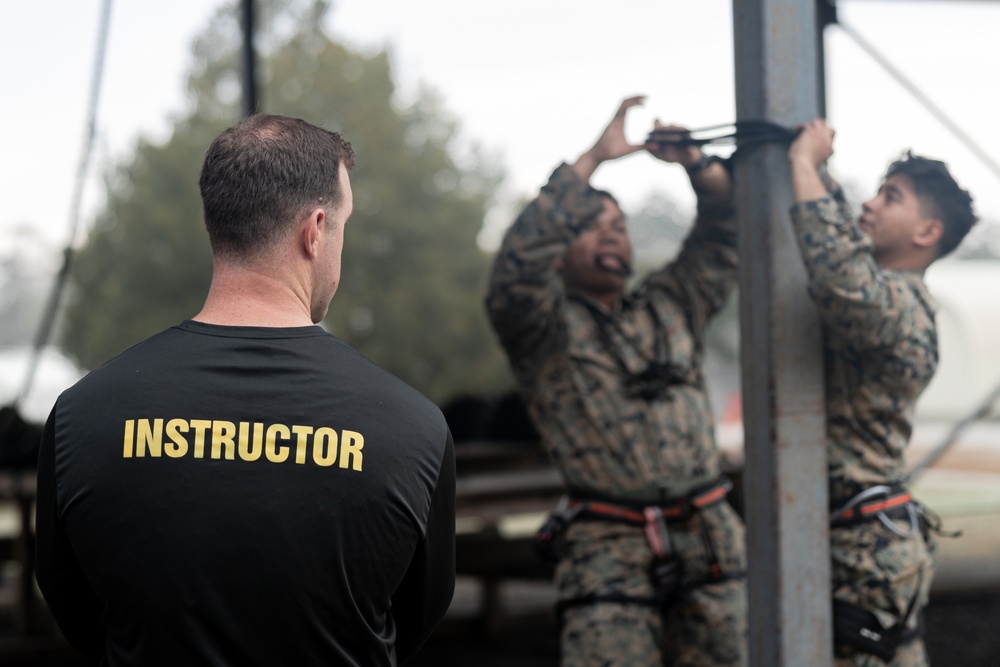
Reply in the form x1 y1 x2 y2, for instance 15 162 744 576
830 484 919 537
532 496 583 564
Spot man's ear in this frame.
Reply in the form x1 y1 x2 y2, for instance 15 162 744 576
302 208 325 258
914 217 943 250
554 256 564 274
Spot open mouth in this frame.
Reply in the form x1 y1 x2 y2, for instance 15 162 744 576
595 254 632 278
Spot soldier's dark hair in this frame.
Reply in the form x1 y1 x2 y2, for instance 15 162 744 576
199 114 355 259
884 151 977 259
593 188 620 209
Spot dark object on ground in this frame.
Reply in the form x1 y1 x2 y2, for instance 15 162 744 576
441 392 539 444
0 406 42 469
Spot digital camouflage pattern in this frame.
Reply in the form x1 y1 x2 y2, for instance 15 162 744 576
486 164 738 496
486 163 746 666
558 502 747 667
789 168 938 505
790 168 938 666
830 520 935 667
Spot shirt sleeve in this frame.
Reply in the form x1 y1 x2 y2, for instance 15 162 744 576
484 163 604 379
788 167 924 351
391 429 456 664
34 404 106 659
643 190 738 343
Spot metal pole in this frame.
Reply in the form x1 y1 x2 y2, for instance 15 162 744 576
815 0 837 116
241 0 259 118
732 1 832 665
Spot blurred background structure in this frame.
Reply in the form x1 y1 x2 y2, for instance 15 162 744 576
2 0 1000 664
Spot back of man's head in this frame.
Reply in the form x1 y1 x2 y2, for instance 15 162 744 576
884 151 977 259
199 114 355 260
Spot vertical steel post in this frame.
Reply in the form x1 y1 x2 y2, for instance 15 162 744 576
732 1 833 665
241 0 259 118
816 0 838 117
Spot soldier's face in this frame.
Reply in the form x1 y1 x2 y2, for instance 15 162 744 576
860 174 937 266
557 197 633 303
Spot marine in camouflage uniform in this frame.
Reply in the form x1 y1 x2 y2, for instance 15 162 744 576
486 98 746 666
787 120 978 667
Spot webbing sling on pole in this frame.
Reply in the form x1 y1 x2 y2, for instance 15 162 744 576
646 120 800 154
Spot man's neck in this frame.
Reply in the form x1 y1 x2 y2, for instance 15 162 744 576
193 261 315 327
874 250 932 275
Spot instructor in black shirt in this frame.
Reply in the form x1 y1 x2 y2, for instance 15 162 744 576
35 114 456 666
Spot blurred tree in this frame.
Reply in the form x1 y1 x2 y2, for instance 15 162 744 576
61 0 513 403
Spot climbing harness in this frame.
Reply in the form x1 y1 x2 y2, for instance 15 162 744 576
575 298 699 402
564 476 733 527
535 477 743 615
832 576 925 662
829 484 919 538
829 485 933 660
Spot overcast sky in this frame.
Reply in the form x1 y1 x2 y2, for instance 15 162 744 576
3 0 1000 417
3 0 999 251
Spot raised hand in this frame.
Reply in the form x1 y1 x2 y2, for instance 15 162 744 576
572 96 649 182
788 119 836 202
645 120 703 168
788 119 835 169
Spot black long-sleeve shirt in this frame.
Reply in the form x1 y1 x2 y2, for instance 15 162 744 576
36 320 456 666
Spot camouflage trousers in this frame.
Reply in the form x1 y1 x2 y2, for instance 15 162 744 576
830 516 936 667
555 501 747 667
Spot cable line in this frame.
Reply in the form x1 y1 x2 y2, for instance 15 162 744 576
908 381 1000 481
13 0 113 407
835 18 1000 183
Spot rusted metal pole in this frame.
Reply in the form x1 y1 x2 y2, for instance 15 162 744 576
732 0 832 665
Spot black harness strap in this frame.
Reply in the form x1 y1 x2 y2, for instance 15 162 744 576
556 571 748 621
549 478 741 617
566 476 734 526
830 484 920 538
833 601 925 661
830 490 929 662
557 593 660 613
646 119 800 160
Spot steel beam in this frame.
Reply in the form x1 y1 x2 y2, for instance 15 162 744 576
732 0 832 665
241 0 259 118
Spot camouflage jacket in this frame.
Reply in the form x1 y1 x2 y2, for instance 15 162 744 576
485 163 737 499
789 168 938 505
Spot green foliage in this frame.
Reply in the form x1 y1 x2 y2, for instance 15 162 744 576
61 0 513 403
